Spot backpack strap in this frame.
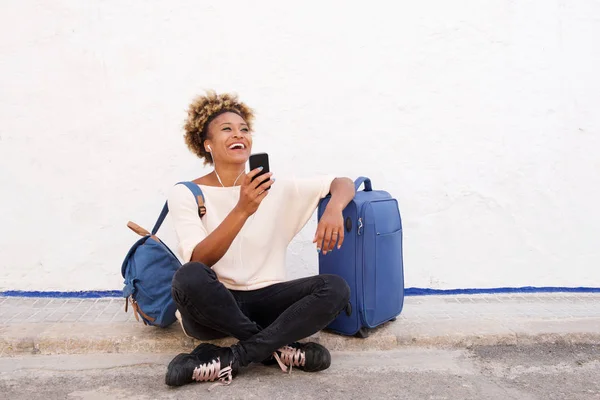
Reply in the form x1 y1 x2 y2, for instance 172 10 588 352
176 181 207 217
150 182 206 235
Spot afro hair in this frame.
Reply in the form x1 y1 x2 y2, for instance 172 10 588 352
183 90 255 164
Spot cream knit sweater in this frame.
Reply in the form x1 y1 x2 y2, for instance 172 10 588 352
167 175 335 291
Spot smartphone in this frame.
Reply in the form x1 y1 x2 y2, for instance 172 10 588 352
249 152 271 189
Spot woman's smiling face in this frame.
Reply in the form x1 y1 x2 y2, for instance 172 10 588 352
204 112 253 165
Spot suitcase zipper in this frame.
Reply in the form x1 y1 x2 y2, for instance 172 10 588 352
357 204 367 328
357 200 369 236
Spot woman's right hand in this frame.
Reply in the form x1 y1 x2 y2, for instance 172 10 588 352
235 168 275 217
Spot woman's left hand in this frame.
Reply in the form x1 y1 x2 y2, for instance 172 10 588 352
313 207 345 255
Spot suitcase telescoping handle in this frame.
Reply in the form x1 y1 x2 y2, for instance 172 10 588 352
354 177 372 192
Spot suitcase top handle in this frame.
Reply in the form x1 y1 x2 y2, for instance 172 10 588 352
354 177 372 192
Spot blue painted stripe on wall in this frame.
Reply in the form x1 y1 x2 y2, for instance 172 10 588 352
1 286 599 298
405 286 600 295
0 290 122 298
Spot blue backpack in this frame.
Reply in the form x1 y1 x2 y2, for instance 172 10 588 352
318 177 404 338
121 182 205 328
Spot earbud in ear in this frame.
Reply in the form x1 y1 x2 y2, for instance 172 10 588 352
207 145 212 152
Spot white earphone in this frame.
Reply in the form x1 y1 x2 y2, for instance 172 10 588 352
207 145 212 152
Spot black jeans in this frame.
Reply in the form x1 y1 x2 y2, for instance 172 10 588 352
171 262 350 367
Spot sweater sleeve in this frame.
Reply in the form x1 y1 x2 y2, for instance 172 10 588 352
284 175 336 239
167 184 208 263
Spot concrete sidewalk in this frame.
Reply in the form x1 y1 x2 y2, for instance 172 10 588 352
1 293 598 356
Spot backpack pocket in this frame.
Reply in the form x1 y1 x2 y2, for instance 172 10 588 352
125 237 181 326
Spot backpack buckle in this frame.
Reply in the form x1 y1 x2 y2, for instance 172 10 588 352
125 296 156 326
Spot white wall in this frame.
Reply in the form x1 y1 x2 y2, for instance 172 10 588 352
1 0 599 291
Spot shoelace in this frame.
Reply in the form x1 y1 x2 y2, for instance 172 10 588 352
272 345 306 374
191 357 233 391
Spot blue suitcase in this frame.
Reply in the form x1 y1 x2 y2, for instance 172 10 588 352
317 177 404 338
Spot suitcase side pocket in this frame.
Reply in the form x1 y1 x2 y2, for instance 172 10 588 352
362 200 404 328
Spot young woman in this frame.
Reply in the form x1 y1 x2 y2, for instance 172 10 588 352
165 91 355 388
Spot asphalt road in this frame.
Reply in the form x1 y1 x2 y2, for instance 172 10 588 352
0 344 598 399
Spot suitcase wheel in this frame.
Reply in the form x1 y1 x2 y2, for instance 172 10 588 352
390 317 397 322
355 327 370 339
